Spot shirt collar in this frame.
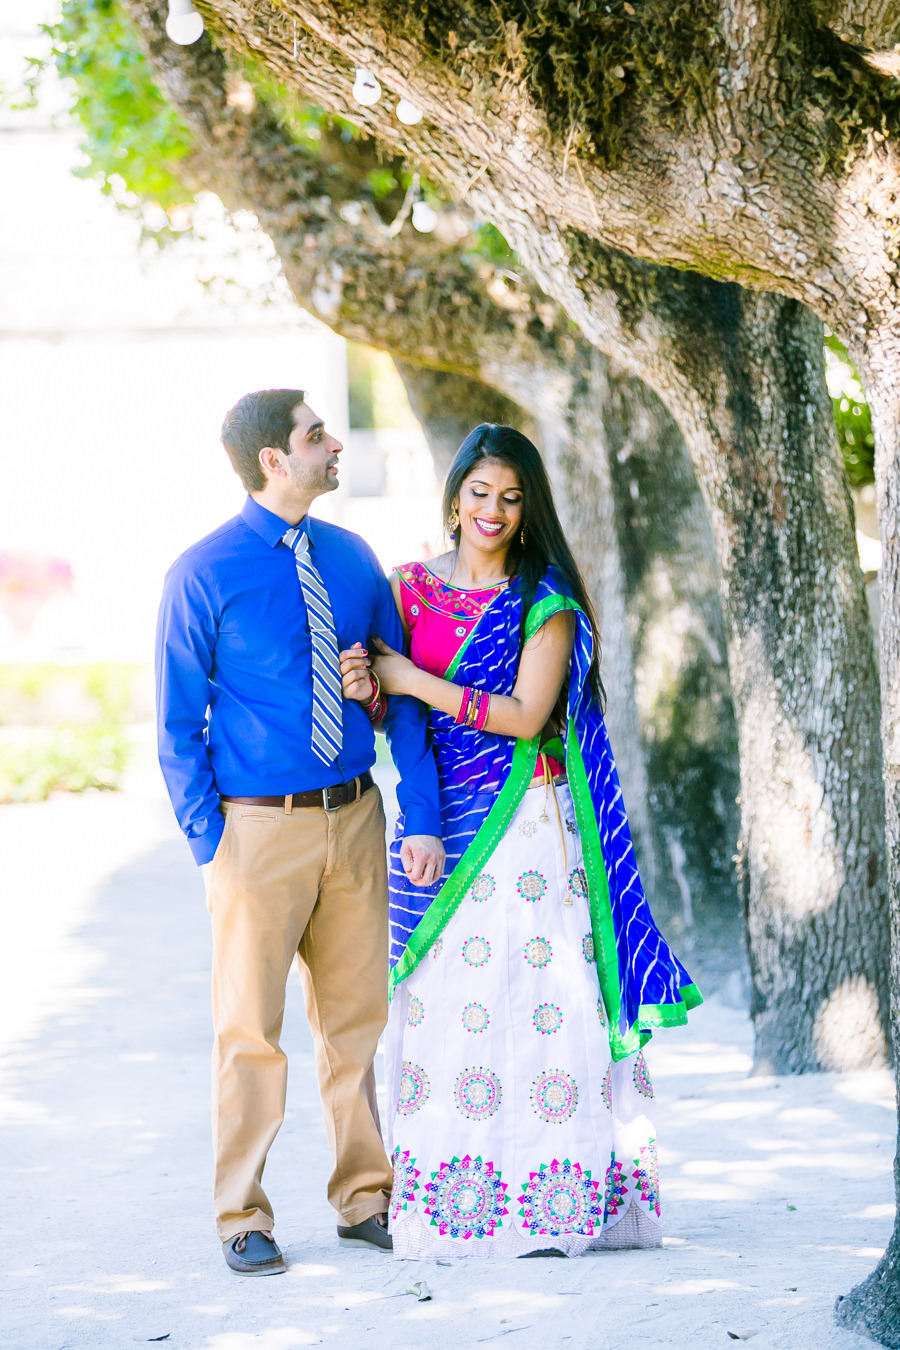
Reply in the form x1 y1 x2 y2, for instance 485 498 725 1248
240 496 317 550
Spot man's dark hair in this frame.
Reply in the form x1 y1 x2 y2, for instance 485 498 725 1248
221 388 306 492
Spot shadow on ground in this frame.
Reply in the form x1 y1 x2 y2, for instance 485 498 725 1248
0 794 895 1350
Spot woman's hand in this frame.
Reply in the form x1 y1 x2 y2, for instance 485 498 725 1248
339 642 374 703
371 636 417 696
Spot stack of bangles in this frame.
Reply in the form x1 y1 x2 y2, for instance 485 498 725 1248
456 685 491 731
363 670 387 724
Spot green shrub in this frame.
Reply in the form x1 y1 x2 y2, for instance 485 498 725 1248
0 663 142 802
0 723 130 802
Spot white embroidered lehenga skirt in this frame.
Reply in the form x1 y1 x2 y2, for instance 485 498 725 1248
385 780 663 1259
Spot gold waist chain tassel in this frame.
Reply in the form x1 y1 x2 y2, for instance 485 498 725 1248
538 750 572 904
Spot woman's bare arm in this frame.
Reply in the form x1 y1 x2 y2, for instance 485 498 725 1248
372 609 576 740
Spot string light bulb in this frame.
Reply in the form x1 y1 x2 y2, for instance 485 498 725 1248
396 99 424 126
352 68 382 106
411 200 438 233
165 0 204 44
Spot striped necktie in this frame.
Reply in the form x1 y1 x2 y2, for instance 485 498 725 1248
282 526 343 764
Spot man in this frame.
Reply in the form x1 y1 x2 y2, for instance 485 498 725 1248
155 388 444 1275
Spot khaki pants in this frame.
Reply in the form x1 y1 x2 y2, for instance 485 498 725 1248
208 785 392 1241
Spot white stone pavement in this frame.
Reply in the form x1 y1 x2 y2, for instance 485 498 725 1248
0 756 896 1350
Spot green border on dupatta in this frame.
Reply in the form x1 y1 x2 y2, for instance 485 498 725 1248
565 728 639 1061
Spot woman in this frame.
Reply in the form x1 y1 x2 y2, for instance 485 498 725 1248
342 425 700 1259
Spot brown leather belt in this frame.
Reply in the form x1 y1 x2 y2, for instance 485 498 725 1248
221 771 374 814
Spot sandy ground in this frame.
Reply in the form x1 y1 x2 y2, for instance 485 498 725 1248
0 752 897 1350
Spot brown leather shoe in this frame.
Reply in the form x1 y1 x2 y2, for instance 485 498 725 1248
336 1212 392 1251
222 1229 286 1275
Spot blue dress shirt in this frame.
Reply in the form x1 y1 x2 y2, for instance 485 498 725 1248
155 496 441 864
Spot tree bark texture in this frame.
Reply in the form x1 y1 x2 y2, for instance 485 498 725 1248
126 0 889 1072
836 378 900 1347
601 363 741 956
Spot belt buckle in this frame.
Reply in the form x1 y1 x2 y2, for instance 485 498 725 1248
322 784 341 812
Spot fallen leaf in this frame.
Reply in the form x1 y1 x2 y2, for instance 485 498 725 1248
406 1280 432 1302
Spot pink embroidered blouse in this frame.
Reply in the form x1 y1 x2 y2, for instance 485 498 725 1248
395 560 564 779
396 560 508 678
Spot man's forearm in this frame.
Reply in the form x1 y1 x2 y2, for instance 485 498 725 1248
157 741 224 864
382 692 442 838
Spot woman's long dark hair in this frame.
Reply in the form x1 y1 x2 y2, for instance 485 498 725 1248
442 423 605 710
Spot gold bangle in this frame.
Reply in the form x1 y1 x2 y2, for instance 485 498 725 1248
363 669 382 712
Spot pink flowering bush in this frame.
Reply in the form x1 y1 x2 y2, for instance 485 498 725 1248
0 552 74 636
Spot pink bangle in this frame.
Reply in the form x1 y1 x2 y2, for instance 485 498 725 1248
456 686 474 726
363 672 386 723
472 690 491 732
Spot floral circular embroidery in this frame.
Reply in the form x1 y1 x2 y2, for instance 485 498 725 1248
407 996 424 1028
603 1154 629 1220
517 870 547 902
398 1061 430 1116
462 936 491 967
519 820 538 838
568 866 589 898
455 1067 502 1121
597 997 607 1028
530 1070 579 1124
601 1064 612 1112
462 1002 490 1034
582 933 595 962
423 1155 508 1239
390 1147 420 1220
524 937 553 969
533 1003 563 1036
470 873 496 903
432 937 443 960
518 1160 602 1237
633 1052 654 1098
633 1140 661 1218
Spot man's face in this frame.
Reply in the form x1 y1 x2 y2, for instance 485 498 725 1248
283 402 343 496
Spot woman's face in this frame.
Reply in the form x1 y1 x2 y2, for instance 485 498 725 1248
456 458 524 559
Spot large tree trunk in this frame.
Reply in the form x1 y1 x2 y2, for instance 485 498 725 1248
513 235 891 1072
602 364 742 956
118 0 890 1071
686 292 888 1072
209 0 898 1071
834 368 900 1345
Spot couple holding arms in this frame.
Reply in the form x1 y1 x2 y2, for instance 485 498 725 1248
155 387 700 1274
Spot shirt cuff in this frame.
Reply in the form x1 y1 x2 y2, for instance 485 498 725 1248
402 807 443 840
188 814 225 866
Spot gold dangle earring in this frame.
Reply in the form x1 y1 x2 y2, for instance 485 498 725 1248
448 505 460 539
520 522 528 546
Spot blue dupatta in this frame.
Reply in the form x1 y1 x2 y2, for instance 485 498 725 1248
388 570 701 1059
